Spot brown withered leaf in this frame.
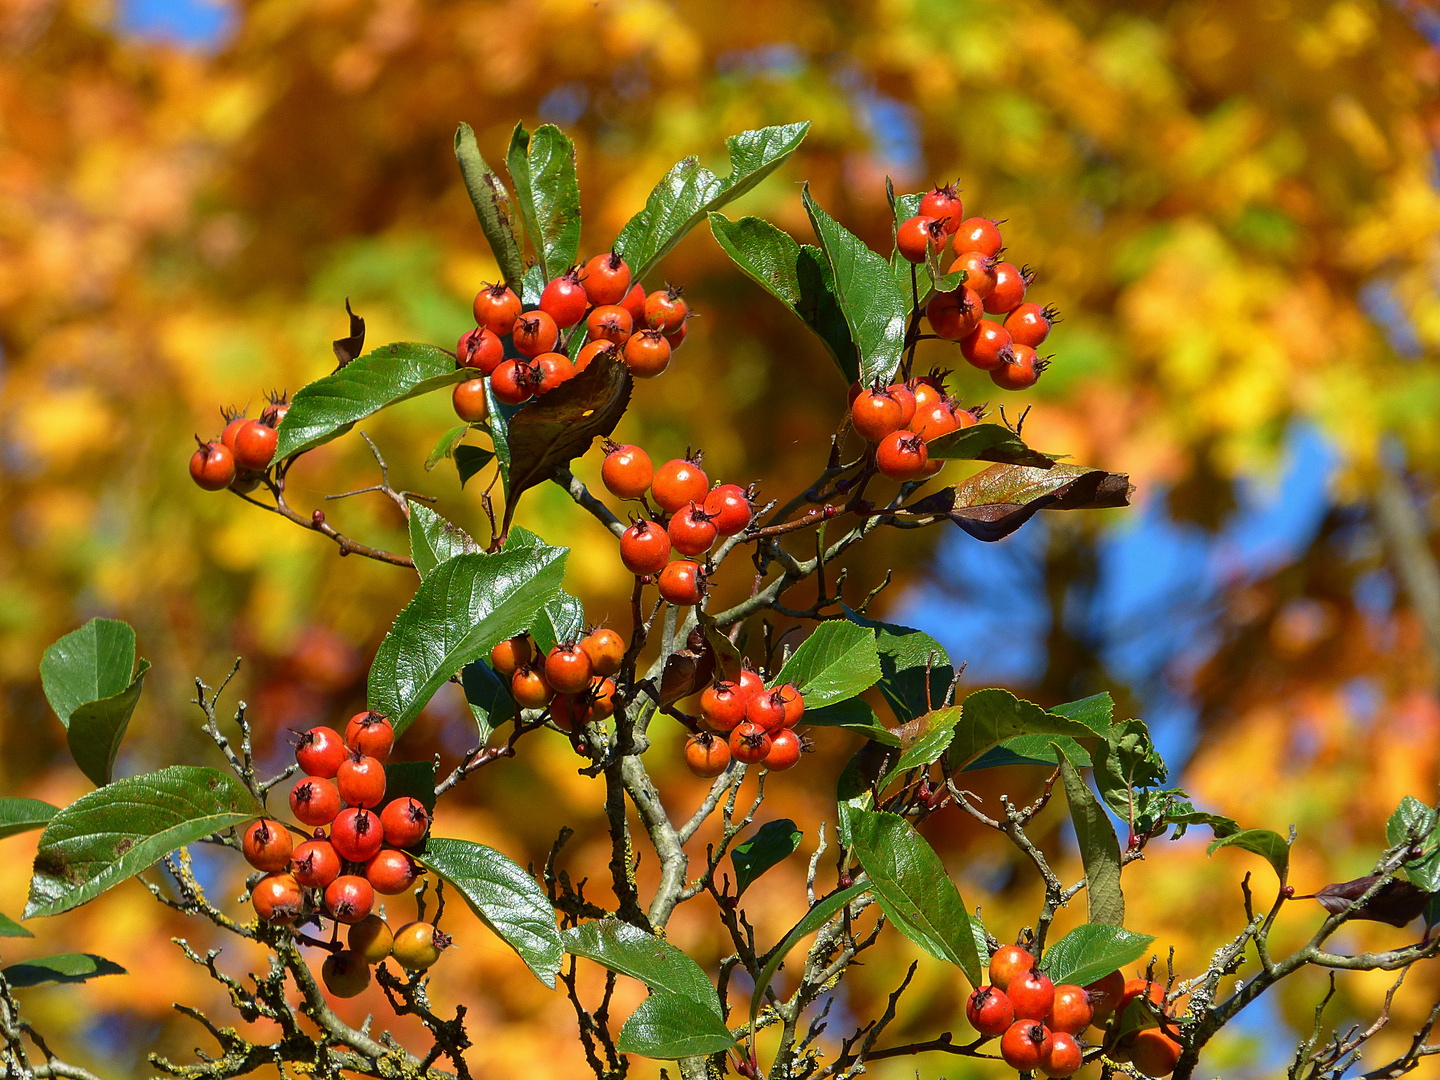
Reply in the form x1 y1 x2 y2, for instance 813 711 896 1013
657 626 717 706
1311 876 1433 927
900 463 1133 542
332 298 366 368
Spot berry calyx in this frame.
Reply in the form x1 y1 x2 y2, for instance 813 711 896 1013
243 819 293 873
1005 302 1058 348
220 409 248 451
583 252 632 306
344 711 395 760
685 731 732 778
453 378 490 422
762 728 802 771
620 519 672 575
290 776 341 827
380 796 430 848
910 399 962 442
545 643 595 694
623 329 672 378
989 945 1035 990
331 807 384 862
324 874 375 924
876 430 929 481
392 921 450 971
700 681 750 732
643 286 688 333
919 183 964 230
960 321 1013 371
365 848 422 894
456 326 504 373
511 665 555 710
999 1019 1053 1072
586 304 633 345
491 634 532 677
336 751 387 808
348 914 394 964
657 560 705 606
965 985 1015 1037
252 872 304 924
953 217 1003 258
985 262 1030 314
777 683 805 727
668 502 718 556
579 628 625 677
851 385 905 443
189 439 236 491
539 268 589 328
512 310 560 357
321 951 370 997
473 283 521 335
728 721 772 764
652 455 709 513
292 838 341 889
703 483 753 536
295 726 348 778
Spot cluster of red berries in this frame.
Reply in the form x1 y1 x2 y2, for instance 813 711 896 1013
452 252 690 423
241 711 448 997
848 372 983 481
897 184 1059 391
489 627 623 729
598 443 754 605
684 667 806 776
188 394 290 492
967 945 1182 1078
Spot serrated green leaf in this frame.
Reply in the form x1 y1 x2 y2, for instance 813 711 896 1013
40 618 135 725
0 799 59 841
1390 796 1440 892
381 761 437 821
923 423 1058 467
849 811 981 986
802 185 908 386
945 689 1102 771
65 659 150 787
273 343 466 461
750 882 869 1025
616 993 735 1059
963 735 1092 771
506 123 582 281
773 621 881 709
1207 829 1291 881
708 213 856 382
616 122 810 281
803 698 900 745
3 953 125 987
1040 924 1156 988
408 504 482 579
0 912 32 938
367 546 568 736
732 820 803 897
1050 693 1115 734
454 445 495 489
426 424 470 472
564 920 723 1013
1093 718 1169 822
1057 751 1125 927
25 766 260 919
840 607 952 725
879 719 955 791
454 122 526 288
459 659 511 744
420 837 562 988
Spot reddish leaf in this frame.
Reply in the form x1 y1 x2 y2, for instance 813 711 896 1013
332 298 366 368
900 464 1132 542
1310 876 1433 927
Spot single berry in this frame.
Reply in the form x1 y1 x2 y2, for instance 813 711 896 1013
960 321 1013 371
380 796 430 848
620 519 672 575
324 874 375 924
1005 302 1057 348
336 752 387 808
1041 1031 1083 1078
657 560 704 606
344 711 395 760
912 372 948 412
601 442 654 499
331 807 384 862
295 726 347 778
701 681 750 732
1008 969 1056 1022
321 950 370 997
575 339 618 373
925 287 983 340
876 430 929 481
579 628 626 677
453 378 490 422
473 283 521 335
919 183 964 230
737 667 765 700
491 634 532 677
243 819 294 873
985 262 1029 313
545 643 595 694
292 838 342 889
586 304 633 345
703 483 753 535
534 351 576 393
366 848 422 894
762 728 802 771
348 914 394 964
623 329 672 378
952 217 1003 257
540 269 589 328
643 286 687 333
189 439 236 491
232 418 279 472
252 872 304 924
290 777 341 827
220 410 248 451
746 688 790 733
619 282 647 326
728 721 772 764
392 921 450 971
685 731 732 777
999 1020 1053 1072
989 945 1035 991
456 326 504 373
583 252 632 306
1085 970 1126 1021
910 400 961 442
887 382 918 427
777 683 805 727
652 456 709 513
668 502 718 556
262 392 289 427
664 322 687 351
512 310 559 357
1118 977 1165 1018
897 214 941 263
587 676 617 719
490 358 534 405
1130 1029 1182 1077
990 344 1046 391
1048 984 1094 1035
851 386 905 443
966 985 1015 1037
511 665 555 710
951 250 998 298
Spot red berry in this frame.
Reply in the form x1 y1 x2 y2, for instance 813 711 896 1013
1085 970 1126 1021
664 322 687 351
951 250 997 298
851 386 905 442
291 838 341 889
989 945 1035 990
700 681 750 732
490 634 532 677
539 269 588 328
897 214 941 263
583 252 632 307
623 329 672 378
602 443 654 499
324 874 375 924
652 457 709 513
777 683 804 727
380 796 430 848
762 728 802 771
545 643 594 694
643 287 687 333
887 382 918 427
575 338 619 373
1000 1020 1053 1072
261 394 288 427
295 727 347 778
1041 1031 1083 1078
990 344 1046 391
960 321 1013 371
336 753 387 808
985 262 1029 314
233 418 279 471
619 283 647 327
512 310 559 357
966 985 1015 1037
331 807 384 862
912 374 947 412
453 378 490 422
1130 1029 1182 1077
619 519 672 575
511 665 554 709
876 430 928 481
344 711 394 760
220 413 248 452
1009 969 1056 1022
579 628 625 677
586 304 633 345
490 359 534 405
668 503 718 556
909 401 961 443
953 217 1003 258
919 184 964 230
456 326 504 373
925 287 983 340
473 283 521 335
728 721 772 764
534 351 575 393
365 848 422 895
703 484 752 536
657 560 704 606
737 668 765 700
684 731 732 778
1117 977 1165 1019
189 440 236 491
252 872 304 924
746 688 789 733
1048 984 1094 1035
243 819 293 873
1005 302 1057 348
290 777 341 827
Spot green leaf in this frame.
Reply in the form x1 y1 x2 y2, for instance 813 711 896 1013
803 698 900 745
459 659 511 744
485 377 523 494
772 621 882 709
425 423 470 472
455 445 495 488
1050 693 1116 734
3 953 125 987
1207 829 1291 881
40 618 136 724
1057 752 1125 927
367 546 568 736
528 595 587 655
420 837 562 988
65 659 150 786
841 607 953 725
899 463 1134 543
506 123 582 281
886 181 923 297
564 919 723 1013
1389 796 1440 892
25 766 261 919
708 213 856 382
945 689 1103 771
802 185 908 386
0 912 32 938
879 717 956 791
732 820 803 897
1040 924 1156 988
616 122 810 281
964 735 1092 772
0 798 59 841
274 343 467 461
849 811 982 986
750 882 869 1024
381 761 437 821
454 122 526 288
1093 718 1169 822
409 504 482 579
925 423 1058 468
616 993 735 1059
